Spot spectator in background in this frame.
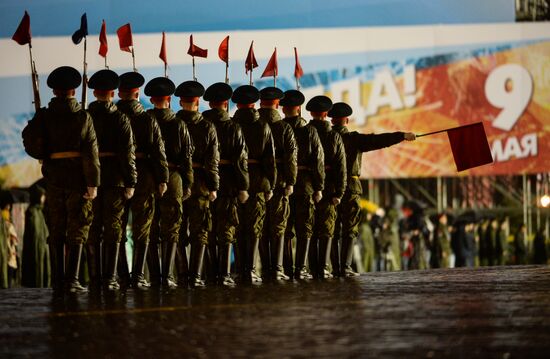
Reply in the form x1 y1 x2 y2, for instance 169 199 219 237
22 185 50 288
533 228 547 265
478 218 490 266
495 218 509 265
514 224 528 265
358 209 375 272
431 213 451 269
1 191 18 287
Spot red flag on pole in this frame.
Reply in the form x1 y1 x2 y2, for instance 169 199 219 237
218 36 229 64
99 20 108 58
261 48 278 78
12 11 31 46
294 47 304 79
245 41 258 74
447 122 493 171
159 32 167 65
117 23 133 52
187 35 208 58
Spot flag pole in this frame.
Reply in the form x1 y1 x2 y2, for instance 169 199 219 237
81 36 88 109
131 47 136 72
164 63 168 78
295 77 300 90
225 62 229 84
192 56 196 81
28 44 41 112
249 68 253 86
417 122 483 138
105 56 108 69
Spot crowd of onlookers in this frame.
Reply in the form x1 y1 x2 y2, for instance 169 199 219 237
1 187 548 288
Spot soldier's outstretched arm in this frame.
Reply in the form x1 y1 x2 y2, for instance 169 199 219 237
81 112 100 189
356 132 407 153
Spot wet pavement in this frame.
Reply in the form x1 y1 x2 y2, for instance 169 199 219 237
1 266 549 358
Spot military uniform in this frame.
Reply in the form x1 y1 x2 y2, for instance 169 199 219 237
330 102 406 277
145 77 194 288
40 66 100 292
117 72 169 289
203 82 249 287
87 69 137 290
175 80 219 287
307 96 347 279
232 85 276 283
280 90 325 279
258 87 297 281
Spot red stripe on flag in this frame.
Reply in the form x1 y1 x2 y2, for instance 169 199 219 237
447 122 493 172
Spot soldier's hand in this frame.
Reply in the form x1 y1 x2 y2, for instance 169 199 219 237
158 183 167 197
313 191 323 203
83 187 97 200
124 188 135 200
404 132 416 141
238 190 249 204
332 197 341 206
209 191 217 202
265 190 273 202
182 188 192 201
284 185 294 197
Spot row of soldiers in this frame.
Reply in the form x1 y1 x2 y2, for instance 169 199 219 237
35 66 415 293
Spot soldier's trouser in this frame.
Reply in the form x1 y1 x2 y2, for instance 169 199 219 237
236 193 266 276
89 187 127 245
261 188 290 274
213 196 239 245
311 198 337 276
285 193 315 275
183 194 211 281
335 193 361 274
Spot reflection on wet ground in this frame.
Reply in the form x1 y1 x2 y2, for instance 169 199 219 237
1 266 550 358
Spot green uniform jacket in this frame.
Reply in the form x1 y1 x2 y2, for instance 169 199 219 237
176 110 219 196
148 108 194 190
117 100 169 185
233 108 276 194
332 126 404 194
203 108 249 196
309 120 346 199
258 108 297 189
88 101 137 188
283 116 324 196
41 97 100 190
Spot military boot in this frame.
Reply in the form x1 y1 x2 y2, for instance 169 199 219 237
330 236 341 277
175 243 189 287
131 242 150 290
104 242 121 291
49 242 65 292
207 238 219 284
190 243 206 288
117 243 131 287
259 234 272 281
318 236 334 279
219 243 236 287
308 238 319 279
282 235 294 278
342 237 359 277
161 241 178 289
86 242 102 289
274 235 289 281
65 244 87 293
248 236 262 284
147 242 162 287
294 237 312 280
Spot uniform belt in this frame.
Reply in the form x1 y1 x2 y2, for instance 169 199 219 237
248 159 260 164
219 159 231 165
135 152 147 159
49 151 81 159
351 175 360 179
99 152 117 158
297 165 311 171
192 162 203 168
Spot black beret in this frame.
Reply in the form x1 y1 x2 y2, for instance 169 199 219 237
47 66 82 90
279 90 305 107
260 87 284 101
175 80 205 98
119 72 145 90
204 82 233 102
306 95 333 112
144 77 176 97
88 69 120 91
328 102 353 118
231 85 260 104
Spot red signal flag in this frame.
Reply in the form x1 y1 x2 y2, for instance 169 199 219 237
187 35 208 58
218 36 229 64
99 20 108 57
294 47 304 79
12 11 32 46
261 48 278 78
117 23 133 53
245 41 258 74
447 122 494 172
159 32 167 65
